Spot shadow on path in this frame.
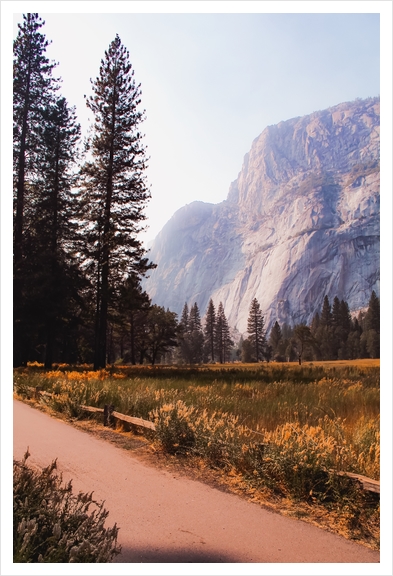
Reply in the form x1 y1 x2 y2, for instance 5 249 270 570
113 546 239 563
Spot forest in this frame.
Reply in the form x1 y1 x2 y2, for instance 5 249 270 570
13 14 380 370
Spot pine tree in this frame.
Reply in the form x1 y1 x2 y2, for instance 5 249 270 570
316 295 333 360
81 35 153 369
117 275 151 364
203 299 216 363
189 303 204 363
13 13 59 366
215 303 233 363
30 97 82 368
365 291 380 334
145 305 178 365
247 298 266 362
178 302 204 364
268 320 283 360
292 324 316 365
179 302 189 333
363 291 380 358
320 295 332 328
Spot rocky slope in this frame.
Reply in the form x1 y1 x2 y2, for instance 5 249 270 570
143 97 380 334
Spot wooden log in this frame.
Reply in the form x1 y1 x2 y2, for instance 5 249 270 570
336 471 380 494
80 405 104 414
112 411 156 431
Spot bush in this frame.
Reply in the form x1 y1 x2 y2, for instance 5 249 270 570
13 450 121 563
151 401 196 454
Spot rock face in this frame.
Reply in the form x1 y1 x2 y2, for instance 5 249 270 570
144 97 380 334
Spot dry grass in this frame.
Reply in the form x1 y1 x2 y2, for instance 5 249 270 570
14 360 380 549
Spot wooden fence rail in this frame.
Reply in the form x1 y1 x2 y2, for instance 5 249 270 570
25 386 378 494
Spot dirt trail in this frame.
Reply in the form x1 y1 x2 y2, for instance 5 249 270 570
13 399 379 563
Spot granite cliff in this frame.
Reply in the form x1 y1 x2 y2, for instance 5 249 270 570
143 97 380 334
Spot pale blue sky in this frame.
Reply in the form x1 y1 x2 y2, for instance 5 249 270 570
10 8 381 244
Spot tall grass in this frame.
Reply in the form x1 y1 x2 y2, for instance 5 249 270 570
14 363 380 480
14 362 380 546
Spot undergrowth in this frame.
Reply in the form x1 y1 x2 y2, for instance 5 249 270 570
13 450 121 563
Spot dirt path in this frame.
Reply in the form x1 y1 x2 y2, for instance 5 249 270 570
13 399 379 563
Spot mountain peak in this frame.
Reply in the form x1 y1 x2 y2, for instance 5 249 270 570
143 97 380 332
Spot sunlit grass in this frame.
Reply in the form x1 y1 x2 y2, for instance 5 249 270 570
14 361 380 548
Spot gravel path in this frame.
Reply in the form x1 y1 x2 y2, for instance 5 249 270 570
13 399 380 563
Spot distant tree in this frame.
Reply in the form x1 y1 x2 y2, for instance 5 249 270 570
362 291 380 358
117 274 151 364
365 291 380 334
177 302 204 364
247 298 266 362
320 295 332 328
179 302 189 333
189 303 204 363
215 302 233 363
80 35 153 368
241 338 254 363
203 299 216 363
268 320 284 361
310 312 320 336
292 324 317 365
145 305 178 365
314 296 334 360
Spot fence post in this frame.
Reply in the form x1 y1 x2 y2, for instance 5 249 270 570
104 404 115 427
35 386 42 400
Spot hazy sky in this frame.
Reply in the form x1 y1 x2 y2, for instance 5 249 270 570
9 5 382 245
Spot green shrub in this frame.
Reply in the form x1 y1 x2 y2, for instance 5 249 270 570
13 450 121 563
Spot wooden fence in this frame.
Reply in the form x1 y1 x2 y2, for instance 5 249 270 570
27 386 379 494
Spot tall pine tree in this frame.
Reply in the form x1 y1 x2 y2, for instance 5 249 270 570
32 97 82 367
215 302 233 363
247 298 266 362
81 35 153 369
13 13 58 366
204 299 216 363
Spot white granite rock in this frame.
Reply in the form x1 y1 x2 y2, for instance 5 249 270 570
143 98 380 333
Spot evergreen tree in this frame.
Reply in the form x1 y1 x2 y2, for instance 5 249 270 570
31 97 82 368
179 302 189 333
320 295 332 327
13 13 59 366
203 299 216 363
292 324 317 365
117 274 151 364
81 35 153 369
188 303 204 363
145 306 178 365
241 338 254 363
215 303 233 363
315 295 334 360
310 312 320 335
363 291 380 358
178 302 203 364
268 320 284 361
247 298 266 362
365 291 380 334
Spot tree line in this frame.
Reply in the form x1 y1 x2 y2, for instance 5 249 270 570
13 14 380 369
243 291 380 364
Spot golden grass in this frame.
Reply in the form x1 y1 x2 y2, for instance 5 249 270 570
14 360 380 549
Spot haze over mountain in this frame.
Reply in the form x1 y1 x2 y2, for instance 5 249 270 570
143 97 380 334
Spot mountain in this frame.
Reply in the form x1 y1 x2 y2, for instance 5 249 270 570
143 97 380 334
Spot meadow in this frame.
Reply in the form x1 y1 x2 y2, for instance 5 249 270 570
14 360 380 548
